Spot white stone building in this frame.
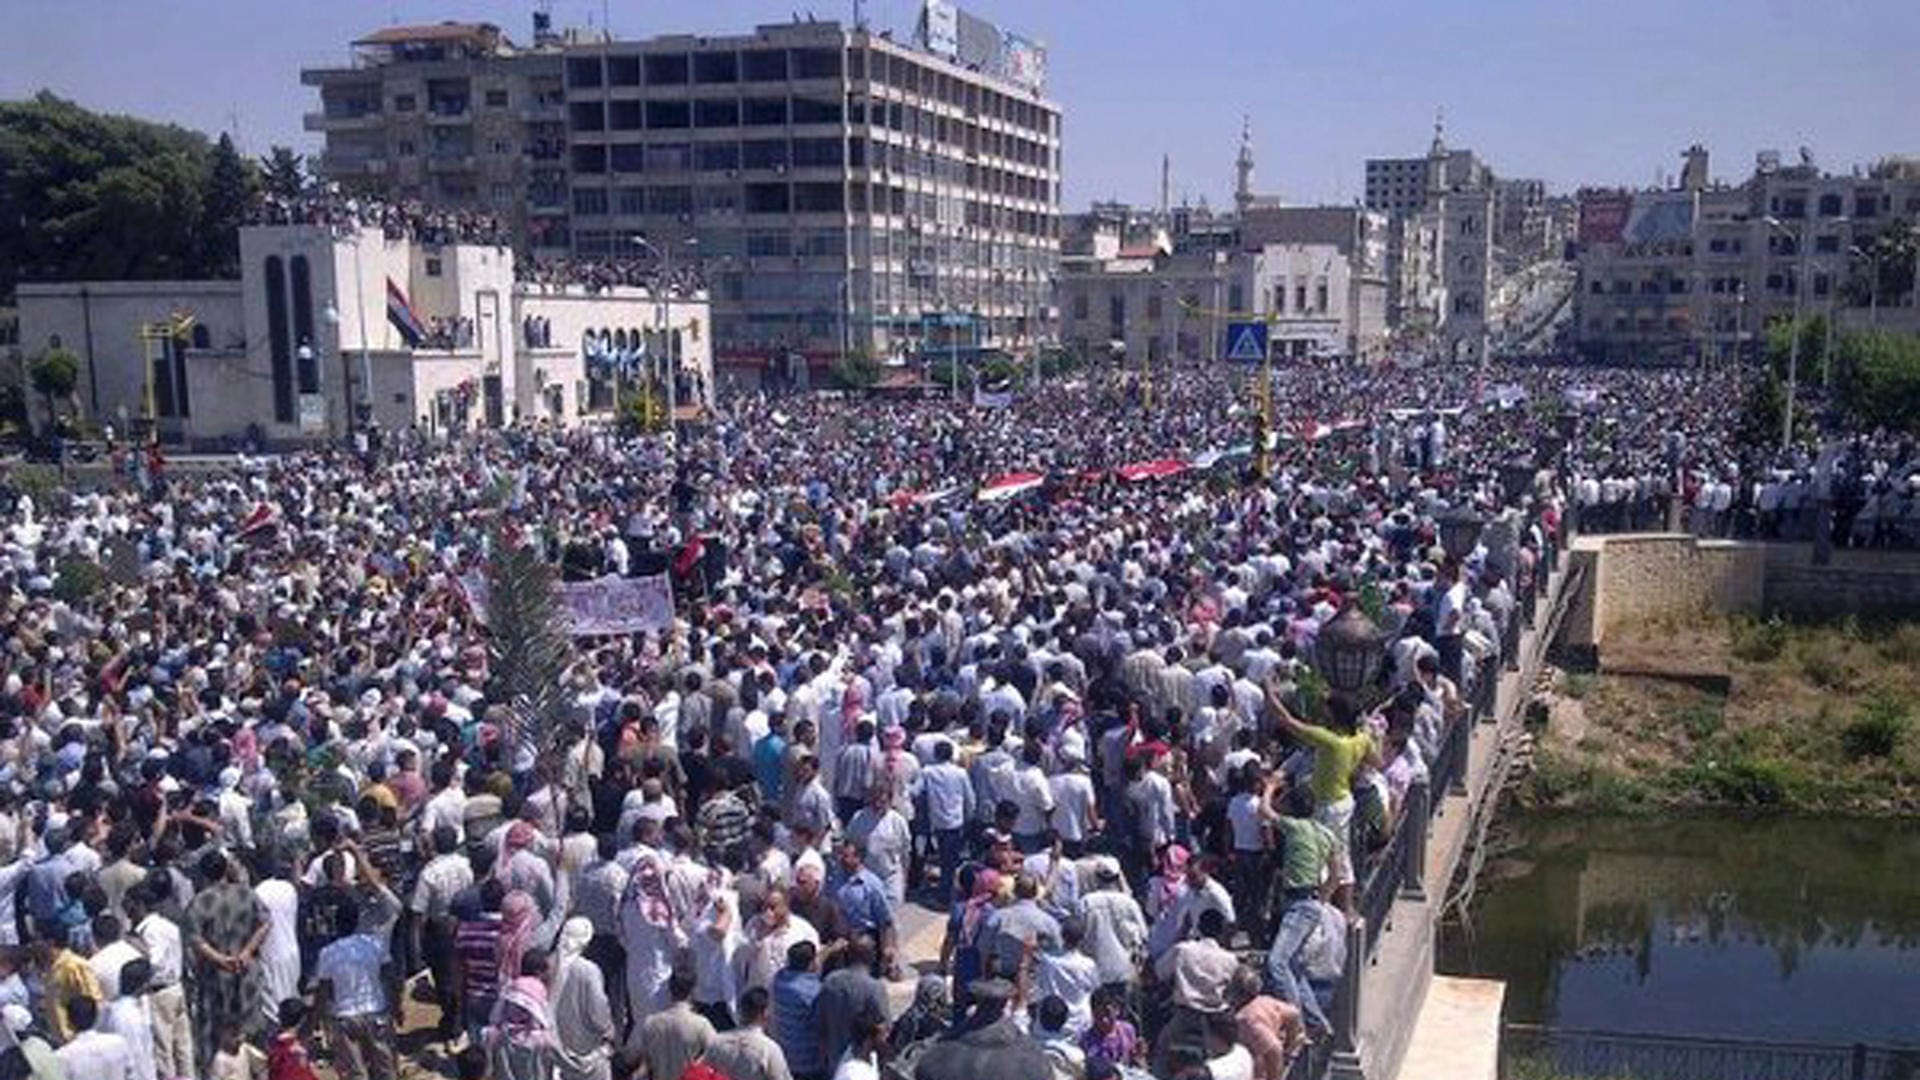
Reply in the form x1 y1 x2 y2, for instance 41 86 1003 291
15 224 708 444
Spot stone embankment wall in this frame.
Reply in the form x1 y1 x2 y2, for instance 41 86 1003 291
1566 535 1920 647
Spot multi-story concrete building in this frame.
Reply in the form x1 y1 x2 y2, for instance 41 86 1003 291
15 224 709 442
1573 148 1920 363
1366 125 1497 363
305 11 1061 380
561 17 1061 376
1058 204 1388 366
1365 141 1490 218
303 21 573 254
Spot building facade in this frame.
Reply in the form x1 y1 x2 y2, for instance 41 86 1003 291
561 19 1061 374
305 13 1062 377
16 225 709 443
303 22 573 254
1058 205 1389 367
1573 150 1920 363
1365 127 1497 362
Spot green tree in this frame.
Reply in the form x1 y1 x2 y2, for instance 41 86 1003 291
1764 315 1828 382
829 351 882 390
1836 330 1920 434
0 93 233 299
200 133 254 277
259 145 307 201
28 346 79 426
483 515 578 788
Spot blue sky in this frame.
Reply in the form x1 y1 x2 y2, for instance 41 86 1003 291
4 0 1917 208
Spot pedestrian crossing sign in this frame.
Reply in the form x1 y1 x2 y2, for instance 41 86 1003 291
1224 321 1268 362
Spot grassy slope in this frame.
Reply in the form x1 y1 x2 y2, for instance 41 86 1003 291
1528 617 1920 815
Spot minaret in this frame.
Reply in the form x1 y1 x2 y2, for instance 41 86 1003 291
1160 153 1172 222
1234 116 1255 216
1428 107 1449 196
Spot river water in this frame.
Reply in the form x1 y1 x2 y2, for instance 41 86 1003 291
1437 812 1920 1046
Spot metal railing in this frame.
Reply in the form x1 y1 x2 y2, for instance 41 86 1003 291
1305 500 1570 1080
1503 1024 1920 1080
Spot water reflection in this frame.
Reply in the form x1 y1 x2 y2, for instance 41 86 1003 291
1438 813 1920 1044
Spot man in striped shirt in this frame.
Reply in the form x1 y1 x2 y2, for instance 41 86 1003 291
451 879 505 1048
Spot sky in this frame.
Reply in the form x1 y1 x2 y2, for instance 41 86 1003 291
4 0 1918 210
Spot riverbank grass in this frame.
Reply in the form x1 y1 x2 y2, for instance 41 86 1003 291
1527 616 1920 815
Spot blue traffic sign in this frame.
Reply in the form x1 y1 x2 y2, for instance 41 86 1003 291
1224 321 1268 363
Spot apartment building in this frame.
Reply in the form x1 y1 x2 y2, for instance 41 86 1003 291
1573 149 1920 363
1058 204 1388 366
1365 126 1497 362
561 18 1062 371
303 21 572 253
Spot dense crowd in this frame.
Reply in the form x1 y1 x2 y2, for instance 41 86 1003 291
0 357 1905 1080
515 257 709 299
247 190 511 249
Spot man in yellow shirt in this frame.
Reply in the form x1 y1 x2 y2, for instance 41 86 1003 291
1264 680 1379 920
43 928 103 1043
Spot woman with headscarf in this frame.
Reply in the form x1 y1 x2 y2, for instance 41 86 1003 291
549 919 615 1080
486 954 557 1080
888 975 950 1053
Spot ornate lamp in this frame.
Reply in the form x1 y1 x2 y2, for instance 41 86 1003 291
1553 408 1580 445
1317 601 1385 696
1499 457 1538 504
1437 507 1485 562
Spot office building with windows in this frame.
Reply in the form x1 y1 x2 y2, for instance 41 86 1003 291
560 17 1061 374
1573 149 1920 363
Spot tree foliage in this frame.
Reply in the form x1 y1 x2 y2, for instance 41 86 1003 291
201 133 256 277
483 517 577 783
0 92 250 301
259 145 307 201
1764 314 1829 382
1836 330 1920 434
829 351 882 390
29 346 80 421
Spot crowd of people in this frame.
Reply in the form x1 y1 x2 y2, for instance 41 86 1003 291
247 190 512 249
514 257 709 299
0 354 1906 1080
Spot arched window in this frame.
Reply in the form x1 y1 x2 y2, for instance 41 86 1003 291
613 329 628 352
264 256 294 423
290 255 318 393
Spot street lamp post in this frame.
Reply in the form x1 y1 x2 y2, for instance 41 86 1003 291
1763 216 1809 448
1851 244 1879 329
631 234 696 440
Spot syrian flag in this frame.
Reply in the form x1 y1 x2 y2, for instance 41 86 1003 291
977 472 1044 502
236 501 280 540
386 278 426 347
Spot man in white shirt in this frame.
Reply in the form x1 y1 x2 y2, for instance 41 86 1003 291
124 885 191 1080
844 788 911 909
1009 745 1056 854
312 843 403 1080
56 998 132 1080
1047 752 1101 858
1078 864 1148 986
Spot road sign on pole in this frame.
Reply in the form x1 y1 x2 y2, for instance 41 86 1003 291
1224 320 1268 363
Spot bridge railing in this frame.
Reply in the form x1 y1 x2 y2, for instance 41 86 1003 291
1301 500 1571 1078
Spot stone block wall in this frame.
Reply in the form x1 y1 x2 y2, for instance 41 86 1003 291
1586 534 1766 642
1569 534 1920 647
